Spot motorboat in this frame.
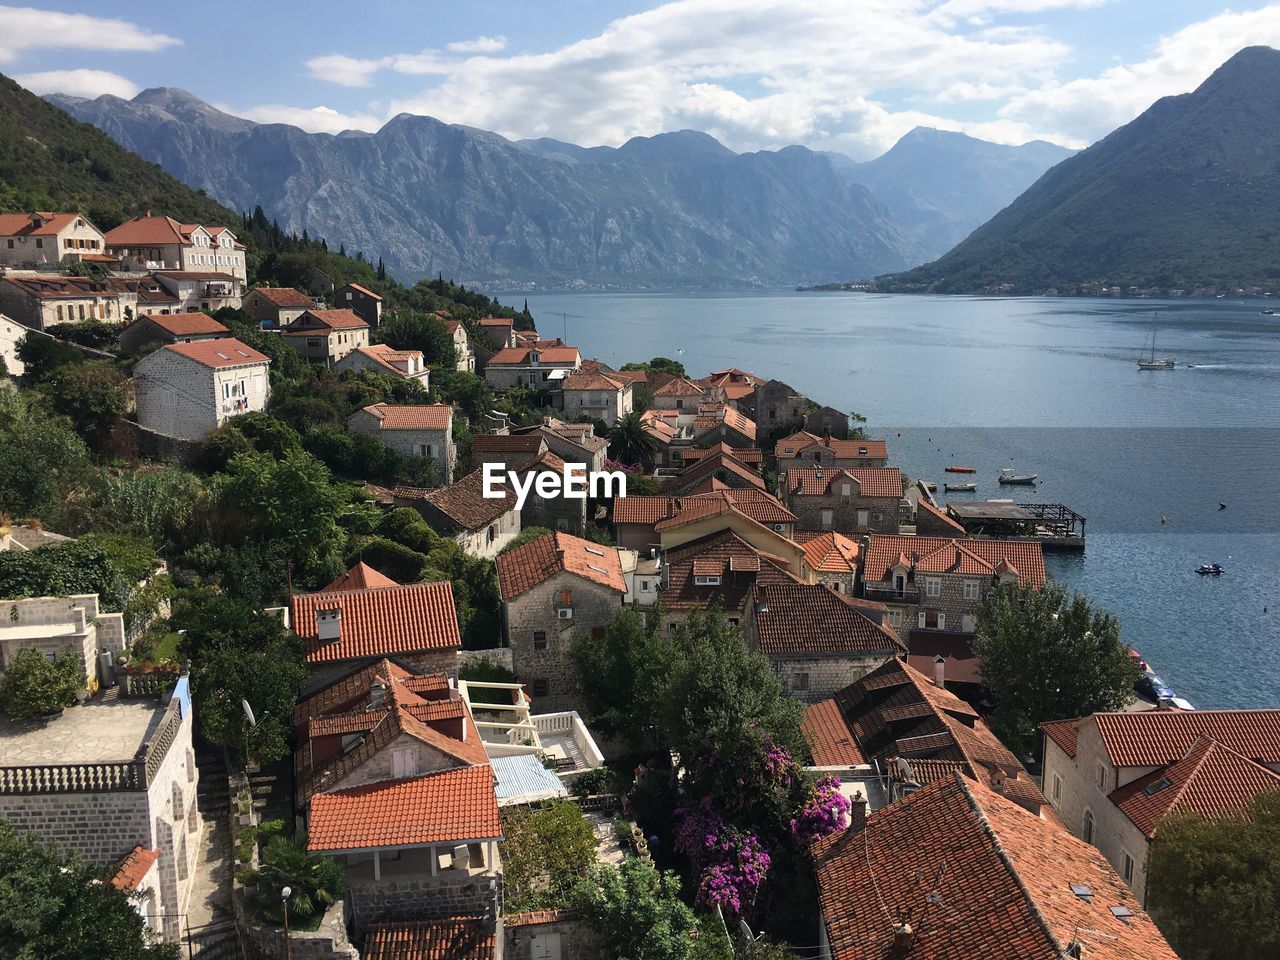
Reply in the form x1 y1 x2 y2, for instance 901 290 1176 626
1195 563 1225 576
943 482 976 492
998 469 1037 485
1262 309 1275 316
945 465 976 474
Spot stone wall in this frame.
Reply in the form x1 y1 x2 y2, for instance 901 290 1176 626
805 406 849 439
134 348 269 441
754 380 808 432
504 573 624 714
345 870 502 940
786 491 901 534
504 912 601 960
347 411 454 485
459 648 515 672
765 652 897 703
123 420 204 466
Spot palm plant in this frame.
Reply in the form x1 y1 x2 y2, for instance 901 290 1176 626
250 835 344 922
607 411 657 470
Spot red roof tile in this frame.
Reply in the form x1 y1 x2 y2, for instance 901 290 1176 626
472 434 546 454
322 562 400 593
863 534 1046 587
653 377 705 397
1109 735 1280 838
497 531 626 599
104 214 191 246
110 846 159 892
814 773 1178 960
1092 709 1280 768
291 582 461 664
0 212 89 237
487 345 580 366
364 919 496 960
308 765 501 851
779 436 888 462
478 316 513 328
250 285 313 307
751 583 904 657
796 531 860 573
787 467 903 499
161 337 269 369
293 659 448 725
661 530 800 612
1041 717 1081 759
422 468 517 530
135 312 227 337
661 450 764 496
360 402 453 431
562 370 626 392
916 497 968 534
803 699 865 766
285 308 368 332
343 283 382 300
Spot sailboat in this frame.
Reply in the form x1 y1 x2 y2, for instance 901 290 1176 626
1138 316 1176 370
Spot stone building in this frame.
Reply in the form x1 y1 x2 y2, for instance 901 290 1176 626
513 418 608 475
333 343 431 387
348 402 456 484
132 337 271 440
860 534 1045 636
483 343 582 392
0 313 28 376
289 574 463 693
281 308 370 364
655 530 803 630
0 593 125 689
478 316 515 350
913 497 969 537
242 285 314 328
118 311 228 354
774 432 889 475
335 282 383 328
0 678 202 943
496 531 627 713
408 468 521 559
559 369 633 423
105 214 246 282
443 318 475 372
649 376 706 413
660 447 765 496
782 467 904 534
471 433 548 471
752 379 809 432
1041 709 1280 905
0 274 128 330
795 531 861 595
151 271 242 313
509 450 587 534
691 405 756 449
742 581 904 702
0 212 107 267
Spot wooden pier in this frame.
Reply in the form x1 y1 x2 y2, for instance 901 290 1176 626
944 500 1086 551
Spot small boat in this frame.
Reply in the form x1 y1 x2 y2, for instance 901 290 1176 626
998 469 1037 485
945 465 976 474
1195 563 1225 576
1262 309 1275 316
944 482 976 492
1138 315 1176 370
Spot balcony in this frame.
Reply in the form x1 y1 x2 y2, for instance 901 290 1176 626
457 680 605 777
863 583 920 603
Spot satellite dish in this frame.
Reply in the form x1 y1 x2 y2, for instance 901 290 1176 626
242 700 257 728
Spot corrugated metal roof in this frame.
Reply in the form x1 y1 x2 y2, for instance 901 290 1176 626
491 755 568 806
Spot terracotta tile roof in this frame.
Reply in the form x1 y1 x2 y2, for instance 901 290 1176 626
915 497 968 534
814 773 1179 960
343 283 382 300
422 468 518 530
905 631 982 687
110 846 159 892
786 467 903 500
615 489 793 528
679 444 763 465
700 368 762 387
609 369 648 385
487 345 580 365
294 658 448 725
1109 736 1280 838
511 450 569 476
344 344 427 377
774 430 820 456
250 285 313 307
4 274 117 299
308 765 501 852
751 583 904 657
363 919 496 960
653 376 706 397
1091 709 1280 768
104 214 190 246
135 312 227 337
803 699 865 767
692 405 757 441
0 212 85 237
661 450 764 496
863 534 1046 587
497 531 626 599
1041 718 1081 759
641 411 679 443
322 561 400 593
478 316 513 328
562 370 625 392
661 530 800 612
505 908 579 926
160 337 269 369
286 308 368 332
796 531 860 573
779 436 889 462
360 402 453 431
472 434 546 454
291 581 461 664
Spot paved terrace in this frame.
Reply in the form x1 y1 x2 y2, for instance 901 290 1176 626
0 698 166 764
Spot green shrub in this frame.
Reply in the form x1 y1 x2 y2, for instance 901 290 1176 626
0 650 83 719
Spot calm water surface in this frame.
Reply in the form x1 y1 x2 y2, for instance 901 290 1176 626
511 292 1280 708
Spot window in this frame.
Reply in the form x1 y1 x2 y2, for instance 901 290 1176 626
1096 764 1108 789
1122 852 1134 885
794 672 810 692
925 578 941 598
887 609 902 627
961 614 974 633
920 610 944 629
162 389 175 407
963 580 980 601
840 483 851 496
78 304 85 320
56 305 63 322
4 239 11 248
533 631 547 650
1082 810 1095 844
560 589 573 605
532 678 549 697
694 575 721 586
35 238 43 249
487 526 496 543
1052 772 1062 802
391 748 417 779
820 509 833 529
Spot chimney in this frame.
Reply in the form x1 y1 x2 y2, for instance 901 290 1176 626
932 655 946 689
892 922 914 955
849 790 867 833
317 607 342 643
144 210 152 218
369 679 387 708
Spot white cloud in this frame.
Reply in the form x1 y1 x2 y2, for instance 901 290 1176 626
225 102 382 135
447 35 507 54
1000 4 1280 143
0 5 180 64
15 68 139 100
304 53 387 88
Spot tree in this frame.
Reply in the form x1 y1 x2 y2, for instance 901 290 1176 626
247 835 345 923
572 608 672 747
973 582 1141 759
501 799 597 911
179 596 308 764
0 821 178 959
0 538 132 611
622 357 686 377
0 389 97 528
0 648 83 719
44 362 131 455
572 858 699 960
376 312 458 370
1146 790 1280 960
16 332 82 381
608 411 657 469
497 526 552 555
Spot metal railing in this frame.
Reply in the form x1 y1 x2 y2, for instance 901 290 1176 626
863 583 920 602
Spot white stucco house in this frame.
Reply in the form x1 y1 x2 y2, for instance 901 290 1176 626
132 337 271 440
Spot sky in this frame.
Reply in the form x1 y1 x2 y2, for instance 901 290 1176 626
5 0 1280 159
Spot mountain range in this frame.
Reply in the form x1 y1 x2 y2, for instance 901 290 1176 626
46 87 1071 288
882 45 1280 294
